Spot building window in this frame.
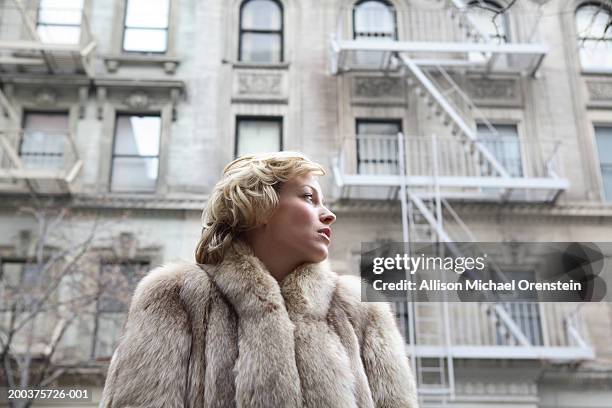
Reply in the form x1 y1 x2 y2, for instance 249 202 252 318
122 0 170 53
477 123 523 177
20 112 69 170
0 260 39 312
235 117 282 157
356 119 401 175
466 0 509 44
575 2 612 70
92 261 149 359
110 114 161 193
495 272 543 346
595 126 612 201
239 0 283 63
353 0 396 40
36 0 83 44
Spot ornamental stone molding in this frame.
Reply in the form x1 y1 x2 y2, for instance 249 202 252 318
586 80 612 102
237 72 282 95
353 76 404 99
125 91 150 109
34 89 57 106
466 77 521 107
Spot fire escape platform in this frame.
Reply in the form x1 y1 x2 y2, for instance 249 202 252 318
408 345 594 361
331 39 548 76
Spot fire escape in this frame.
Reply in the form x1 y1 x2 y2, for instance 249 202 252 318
330 0 592 405
0 0 93 194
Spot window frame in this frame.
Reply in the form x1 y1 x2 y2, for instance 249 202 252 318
352 0 398 41
575 1 612 71
476 122 525 178
234 115 283 158
120 0 171 54
355 118 403 175
238 0 284 63
109 112 163 193
35 0 84 45
593 125 612 201
92 259 150 359
466 0 510 43
19 110 70 170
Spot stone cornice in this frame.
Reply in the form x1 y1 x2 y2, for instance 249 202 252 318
0 193 208 211
1 195 612 216
330 199 612 219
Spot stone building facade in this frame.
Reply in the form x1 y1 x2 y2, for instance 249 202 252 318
0 0 611 406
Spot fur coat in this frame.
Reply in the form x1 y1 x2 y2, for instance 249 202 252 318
100 242 419 407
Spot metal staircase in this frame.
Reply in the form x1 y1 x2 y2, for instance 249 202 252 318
330 1 592 403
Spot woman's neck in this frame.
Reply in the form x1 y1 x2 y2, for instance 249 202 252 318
241 235 300 283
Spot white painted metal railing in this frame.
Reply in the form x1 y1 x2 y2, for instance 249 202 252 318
0 0 97 75
392 301 591 352
338 133 563 180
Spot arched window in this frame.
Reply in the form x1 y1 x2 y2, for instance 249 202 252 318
466 0 509 44
575 2 612 70
353 0 396 40
239 0 283 63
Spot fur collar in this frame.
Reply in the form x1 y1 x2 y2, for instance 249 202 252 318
208 240 338 319
202 241 342 407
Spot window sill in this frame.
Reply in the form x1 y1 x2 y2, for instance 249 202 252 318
226 60 290 70
581 68 612 76
104 54 181 74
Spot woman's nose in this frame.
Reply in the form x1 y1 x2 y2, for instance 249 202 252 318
320 207 336 225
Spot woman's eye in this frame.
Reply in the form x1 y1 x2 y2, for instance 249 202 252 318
304 194 314 201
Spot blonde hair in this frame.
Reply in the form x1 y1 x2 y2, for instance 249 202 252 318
195 151 326 265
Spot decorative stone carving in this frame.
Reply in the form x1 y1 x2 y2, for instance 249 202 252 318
237 73 282 95
96 87 107 120
105 59 120 73
78 86 88 119
353 77 403 98
586 80 612 101
34 89 57 106
125 91 149 109
467 78 517 100
163 61 178 74
170 88 180 121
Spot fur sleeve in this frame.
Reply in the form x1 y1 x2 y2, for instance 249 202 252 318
100 263 196 408
361 301 420 408
335 275 419 408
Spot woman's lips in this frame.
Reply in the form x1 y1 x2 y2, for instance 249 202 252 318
318 228 331 243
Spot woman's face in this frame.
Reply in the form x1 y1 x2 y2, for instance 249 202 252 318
263 173 336 264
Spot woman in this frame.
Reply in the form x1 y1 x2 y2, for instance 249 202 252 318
100 152 419 407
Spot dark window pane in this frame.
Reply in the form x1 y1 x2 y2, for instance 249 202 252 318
356 120 401 175
98 263 149 313
241 0 282 30
477 124 523 177
240 32 281 62
595 127 612 201
236 119 281 156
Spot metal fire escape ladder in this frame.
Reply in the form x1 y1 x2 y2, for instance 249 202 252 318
399 133 455 402
399 54 511 180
